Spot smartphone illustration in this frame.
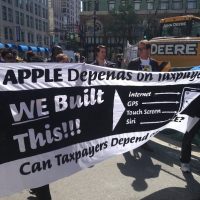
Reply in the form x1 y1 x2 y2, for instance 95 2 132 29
178 87 200 113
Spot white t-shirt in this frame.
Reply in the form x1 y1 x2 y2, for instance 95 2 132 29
140 58 150 66
140 58 152 71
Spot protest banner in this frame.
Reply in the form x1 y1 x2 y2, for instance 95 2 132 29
0 63 199 197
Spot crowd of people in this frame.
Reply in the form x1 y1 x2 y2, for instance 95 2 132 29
0 44 123 67
0 45 82 64
0 40 199 200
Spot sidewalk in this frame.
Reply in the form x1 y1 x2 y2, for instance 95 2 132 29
0 133 200 200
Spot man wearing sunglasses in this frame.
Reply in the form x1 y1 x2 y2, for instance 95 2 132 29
128 40 162 72
127 40 167 152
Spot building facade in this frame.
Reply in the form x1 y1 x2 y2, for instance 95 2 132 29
48 0 63 46
82 0 200 14
80 0 200 61
48 0 81 50
0 0 81 55
61 0 81 25
0 0 49 49
60 0 81 50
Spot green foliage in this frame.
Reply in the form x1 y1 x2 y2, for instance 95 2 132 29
117 3 136 25
105 2 138 44
65 33 75 41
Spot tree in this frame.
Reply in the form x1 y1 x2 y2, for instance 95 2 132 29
143 16 160 39
106 2 139 45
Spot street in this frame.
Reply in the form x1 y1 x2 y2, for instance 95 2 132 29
1 134 200 200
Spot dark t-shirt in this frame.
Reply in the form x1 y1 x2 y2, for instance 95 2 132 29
180 95 200 118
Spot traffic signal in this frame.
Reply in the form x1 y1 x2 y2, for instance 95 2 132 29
65 33 75 40
69 33 75 40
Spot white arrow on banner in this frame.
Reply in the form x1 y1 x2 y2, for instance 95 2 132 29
154 92 181 95
142 101 179 104
113 90 126 130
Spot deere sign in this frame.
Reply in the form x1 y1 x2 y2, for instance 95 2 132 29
151 43 198 55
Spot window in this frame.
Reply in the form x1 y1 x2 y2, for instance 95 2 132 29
26 15 30 27
108 0 115 11
161 21 187 37
42 0 46 5
27 32 31 43
20 13 24 25
95 1 99 11
121 0 127 6
87 1 92 11
39 20 42 31
172 0 182 9
62 8 67 13
15 26 20 41
30 16 34 28
4 27 9 40
9 28 13 40
83 1 87 11
147 0 154 9
43 21 46 32
35 19 39 30
30 2 33 13
27 32 34 43
45 21 48 32
15 11 19 24
35 4 38 15
191 20 200 36
159 0 169 9
42 8 45 18
4 27 13 40
25 0 29 11
133 0 141 10
8 0 12 4
31 33 34 43
21 31 25 42
44 36 46 45
37 34 42 45
38 5 41 17
44 36 49 45
45 9 48 19
15 0 19 7
2 6 7 21
8 8 13 22
187 0 197 9
19 0 23 9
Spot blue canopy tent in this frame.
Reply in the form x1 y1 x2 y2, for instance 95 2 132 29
5 44 16 49
28 46 38 52
0 43 5 49
37 47 45 52
45 48 49 53
18 45 29 52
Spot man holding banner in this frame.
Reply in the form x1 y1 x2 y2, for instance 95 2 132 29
92 45 116 68
180 66 200 173
127 40 167 151
127 40 171 72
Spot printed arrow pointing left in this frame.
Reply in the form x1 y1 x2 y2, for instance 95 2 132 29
113 90 126 131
